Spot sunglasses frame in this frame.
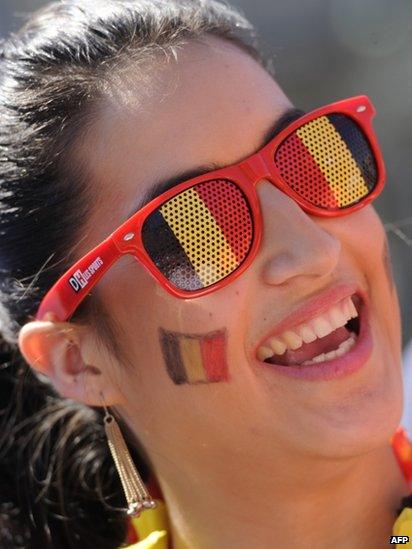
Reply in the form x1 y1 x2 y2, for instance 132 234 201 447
37 95 385 321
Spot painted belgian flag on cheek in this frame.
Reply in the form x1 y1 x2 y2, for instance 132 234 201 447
159 328 228 385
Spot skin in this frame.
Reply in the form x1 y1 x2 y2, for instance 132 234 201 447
382 237 396 294
19 37 410 548
159 328 228 385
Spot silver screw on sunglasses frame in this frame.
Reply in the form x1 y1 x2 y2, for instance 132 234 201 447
101 393 156 517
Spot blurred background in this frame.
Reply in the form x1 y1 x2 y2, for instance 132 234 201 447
1 1 412 379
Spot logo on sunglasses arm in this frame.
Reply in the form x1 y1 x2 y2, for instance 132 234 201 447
68 257 104 293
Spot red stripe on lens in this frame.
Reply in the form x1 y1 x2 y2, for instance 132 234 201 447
275 132 339 209
194 180 253 264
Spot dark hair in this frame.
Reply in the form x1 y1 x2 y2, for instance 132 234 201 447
0 1 261 547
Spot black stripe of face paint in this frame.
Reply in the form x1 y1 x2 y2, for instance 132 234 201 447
158 328 187 384
142 209 203 291
327 113 378 191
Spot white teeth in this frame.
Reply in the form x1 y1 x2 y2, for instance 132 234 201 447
257 346 273 362
341 298 351 318
311 317 334 339
269 338 287 355
348 299 358 318
342 297 358 321
341 298 352 319
282 330 302 350
299 325 317 343
339 334 356 353
329 306 347 329
301 334 356 366
312 353 326 363
257 294 360 362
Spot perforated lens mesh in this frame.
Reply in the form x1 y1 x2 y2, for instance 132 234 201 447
142 179 254 291
275 113 377 209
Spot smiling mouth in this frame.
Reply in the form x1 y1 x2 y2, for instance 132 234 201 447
257 294 362 367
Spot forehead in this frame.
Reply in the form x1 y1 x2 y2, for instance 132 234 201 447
79 37 292 236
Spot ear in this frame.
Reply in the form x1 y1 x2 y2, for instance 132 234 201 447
18 314 122 407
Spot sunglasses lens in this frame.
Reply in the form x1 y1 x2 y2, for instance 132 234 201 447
142 179 254 291
274 114 378 210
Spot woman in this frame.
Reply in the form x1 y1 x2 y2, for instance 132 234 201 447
1 0 411 547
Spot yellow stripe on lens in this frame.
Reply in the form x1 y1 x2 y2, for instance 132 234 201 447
296 116 370 207
179 336 208 383
159 187 238 286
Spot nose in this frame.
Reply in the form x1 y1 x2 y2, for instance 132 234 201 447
257 181 341 287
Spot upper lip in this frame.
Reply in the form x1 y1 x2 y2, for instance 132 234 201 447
256 282 366 351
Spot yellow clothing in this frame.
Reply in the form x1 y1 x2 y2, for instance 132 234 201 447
127 530 167 549
393 508 412 547
126 500 412 548
126 500 168 548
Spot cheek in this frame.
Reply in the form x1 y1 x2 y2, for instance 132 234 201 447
352 208 397 303
101 257 247 387
330 206 387 279
159 328 228 385
155 285 253 385
321 206 400 336
333 206 401 343
381 237 396 294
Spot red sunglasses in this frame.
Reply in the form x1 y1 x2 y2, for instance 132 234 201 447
37 96 385 321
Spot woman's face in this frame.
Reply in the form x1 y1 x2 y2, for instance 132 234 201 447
78 37 402 470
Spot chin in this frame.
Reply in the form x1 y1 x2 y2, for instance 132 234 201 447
309 356 404 458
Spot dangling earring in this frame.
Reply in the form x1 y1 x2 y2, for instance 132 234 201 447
101 396 156 517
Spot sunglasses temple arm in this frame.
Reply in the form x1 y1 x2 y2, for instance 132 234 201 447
36 237 122 322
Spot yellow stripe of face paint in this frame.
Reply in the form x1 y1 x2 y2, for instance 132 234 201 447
296 117 370 206
160 187 238 286
179 336 207 383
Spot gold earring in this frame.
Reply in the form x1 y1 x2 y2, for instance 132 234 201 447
101 397 156 517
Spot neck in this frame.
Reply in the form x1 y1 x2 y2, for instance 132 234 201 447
159 442 410 549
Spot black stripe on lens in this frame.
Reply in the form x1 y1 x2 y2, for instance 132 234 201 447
327 113 377 191
142 209 203 291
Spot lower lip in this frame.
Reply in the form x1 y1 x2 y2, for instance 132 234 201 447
256 304 373 381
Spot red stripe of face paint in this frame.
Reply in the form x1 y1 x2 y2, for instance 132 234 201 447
200 329 229 382
275 133 339 209
194 181 252 264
